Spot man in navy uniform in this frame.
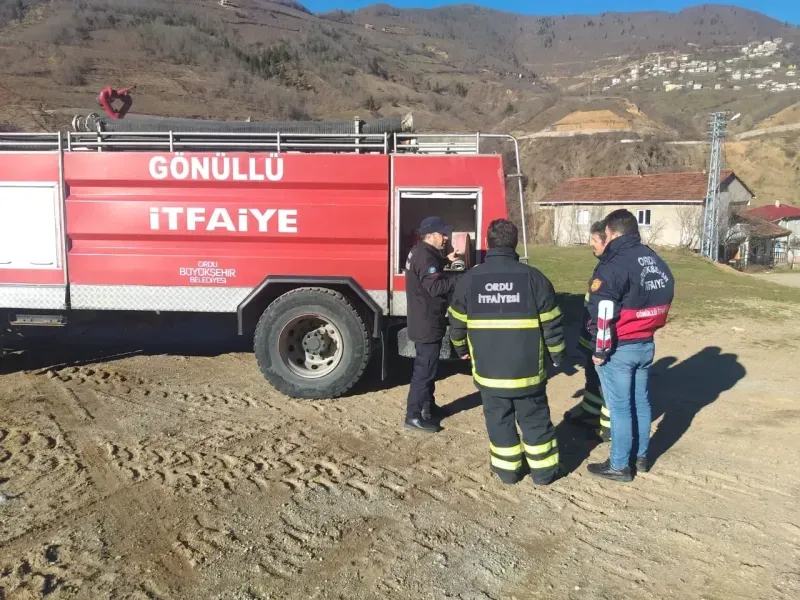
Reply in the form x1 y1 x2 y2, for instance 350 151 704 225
403 216 463 433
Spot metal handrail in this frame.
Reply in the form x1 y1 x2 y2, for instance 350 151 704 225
0 132 63 151
0 130 487 154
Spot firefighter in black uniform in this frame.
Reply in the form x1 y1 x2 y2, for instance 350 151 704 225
563 220 611 442
448 219 566 485
403 216 464 433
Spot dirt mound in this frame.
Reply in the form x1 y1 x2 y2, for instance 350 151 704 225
544 101 670 135
725 139 800 207
757 103 800 128
547 109 633 132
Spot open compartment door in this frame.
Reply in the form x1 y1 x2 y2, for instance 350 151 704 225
390 188 480 316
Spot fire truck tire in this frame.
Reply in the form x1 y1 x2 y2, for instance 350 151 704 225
254 287 371 399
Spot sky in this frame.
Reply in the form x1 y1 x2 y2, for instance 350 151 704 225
300 1 800 25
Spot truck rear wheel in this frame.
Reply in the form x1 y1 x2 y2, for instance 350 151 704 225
253 288 372 399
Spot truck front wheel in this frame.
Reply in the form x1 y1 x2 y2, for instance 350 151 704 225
253 288 372 399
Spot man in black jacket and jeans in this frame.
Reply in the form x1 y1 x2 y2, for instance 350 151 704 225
403 216 463 433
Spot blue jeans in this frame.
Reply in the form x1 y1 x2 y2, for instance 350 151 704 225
596 342 655 470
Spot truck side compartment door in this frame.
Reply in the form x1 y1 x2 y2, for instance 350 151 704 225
0 179 67 310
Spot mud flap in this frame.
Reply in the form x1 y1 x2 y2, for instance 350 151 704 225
380 326 387 381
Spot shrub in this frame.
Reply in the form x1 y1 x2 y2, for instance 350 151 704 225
52 56 90 86
363 95 380 112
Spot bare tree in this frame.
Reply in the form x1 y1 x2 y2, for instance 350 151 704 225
788 236 800 270
559 205 590 245
589 205 607 229
676 205 702 249
717 204 741 262
641 219 667 246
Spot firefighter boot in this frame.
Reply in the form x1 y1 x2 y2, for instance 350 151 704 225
492 460 529 485
562 402 595 426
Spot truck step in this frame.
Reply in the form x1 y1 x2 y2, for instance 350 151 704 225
9 314 67 327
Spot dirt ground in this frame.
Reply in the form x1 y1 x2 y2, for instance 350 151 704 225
1 314 799 600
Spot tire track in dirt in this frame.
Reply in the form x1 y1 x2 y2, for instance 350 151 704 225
51 365 283 413
1 379 199 598
48 372 540 592
0 530 110 599
523 461 800 600
30 353 800 600
103 427 413 502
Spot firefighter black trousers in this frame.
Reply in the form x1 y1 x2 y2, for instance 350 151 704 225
482 390 560 485
564 355 611 442
406 340 442 420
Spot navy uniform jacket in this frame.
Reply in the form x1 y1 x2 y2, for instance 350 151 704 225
404 240 462 343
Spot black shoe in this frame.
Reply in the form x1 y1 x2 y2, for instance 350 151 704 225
422 402 446 420
404 416 441 433
587 459 633 482
635 456 649 473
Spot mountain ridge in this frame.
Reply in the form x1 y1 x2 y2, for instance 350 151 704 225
0 0 798 212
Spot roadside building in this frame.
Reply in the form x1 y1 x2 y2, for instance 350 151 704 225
537 171 754 251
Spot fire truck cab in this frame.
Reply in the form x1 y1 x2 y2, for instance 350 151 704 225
0 121 527 399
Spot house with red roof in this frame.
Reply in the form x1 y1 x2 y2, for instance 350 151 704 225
743 201 800 267
537 170 754 249
745 201 800 241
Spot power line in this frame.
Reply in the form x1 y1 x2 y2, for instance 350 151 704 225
701 111 728 262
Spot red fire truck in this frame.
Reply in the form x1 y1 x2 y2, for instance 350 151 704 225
0 116 527 399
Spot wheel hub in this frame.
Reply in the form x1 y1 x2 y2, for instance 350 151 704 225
279 316 344 379
302 329 331 355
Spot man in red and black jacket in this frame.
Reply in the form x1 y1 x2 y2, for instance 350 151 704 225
585 209 674 482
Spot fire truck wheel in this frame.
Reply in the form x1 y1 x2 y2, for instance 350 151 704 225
254 287 371 399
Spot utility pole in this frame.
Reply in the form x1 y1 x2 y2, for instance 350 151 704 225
701 111 728 262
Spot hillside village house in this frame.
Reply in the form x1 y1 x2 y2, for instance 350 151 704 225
744 201 800 266
746 201 800 240
537 171 755 251
725 212 792 269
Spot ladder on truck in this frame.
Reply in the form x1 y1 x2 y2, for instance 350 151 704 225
0 128 530 256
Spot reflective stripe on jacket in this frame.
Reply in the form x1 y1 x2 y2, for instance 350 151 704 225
447 247 565 397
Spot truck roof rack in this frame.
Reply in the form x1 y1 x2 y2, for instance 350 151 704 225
0 131 485 155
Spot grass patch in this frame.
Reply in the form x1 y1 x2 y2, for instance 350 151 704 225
524 246 800 323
